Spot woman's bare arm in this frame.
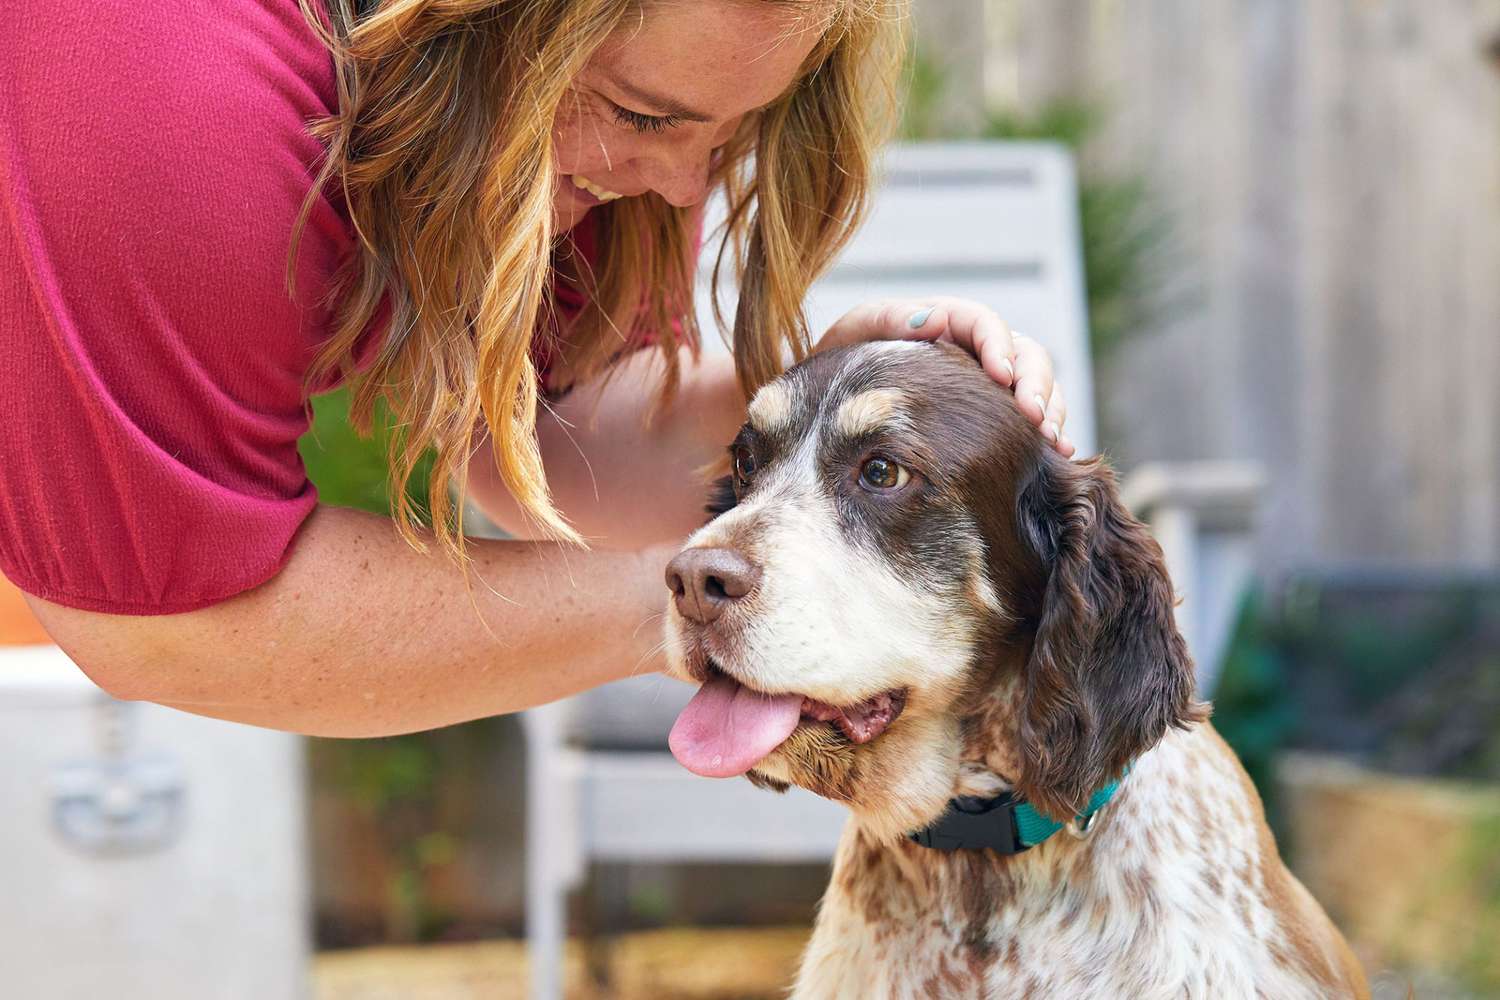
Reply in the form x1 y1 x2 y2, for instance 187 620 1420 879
26 349 742 738
469 348 746 547
25 504 675 737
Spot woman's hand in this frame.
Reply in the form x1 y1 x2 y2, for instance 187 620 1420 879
815 297 1076 458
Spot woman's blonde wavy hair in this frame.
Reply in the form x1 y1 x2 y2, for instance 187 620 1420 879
294 0 907 556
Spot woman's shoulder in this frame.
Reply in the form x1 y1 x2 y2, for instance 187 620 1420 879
8 1 340 163
0 2 351 615
5 0 352 357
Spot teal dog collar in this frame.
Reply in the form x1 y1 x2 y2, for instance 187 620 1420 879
908 775 1125 854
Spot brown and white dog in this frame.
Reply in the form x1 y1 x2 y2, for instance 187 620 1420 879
661 342 1367 999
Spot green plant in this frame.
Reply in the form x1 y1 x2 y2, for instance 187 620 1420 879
1456 811 1500 993
897 48 952 142
298 387 435 519
313 734 452 942
1208 588 1298 835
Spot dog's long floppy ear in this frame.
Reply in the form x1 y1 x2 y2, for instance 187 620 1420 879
1014 454 1207 819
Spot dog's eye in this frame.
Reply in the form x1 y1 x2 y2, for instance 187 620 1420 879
859 456 909 491
733 445 758 482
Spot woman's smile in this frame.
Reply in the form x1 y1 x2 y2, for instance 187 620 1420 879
572 174 624 202
560 173 629 215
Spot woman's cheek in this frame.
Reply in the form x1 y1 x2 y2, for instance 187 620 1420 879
551 102 607 177
551 118 585 176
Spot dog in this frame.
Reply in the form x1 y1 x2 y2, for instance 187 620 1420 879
661 341 1367 999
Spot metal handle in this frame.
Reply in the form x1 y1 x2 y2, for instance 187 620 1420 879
51 758 185 856
49 699 185 856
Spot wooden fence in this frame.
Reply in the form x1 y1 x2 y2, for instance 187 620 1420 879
925 0 1500 573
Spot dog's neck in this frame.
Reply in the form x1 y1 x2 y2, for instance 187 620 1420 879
955 670 1028 796
904 663 1133 855
842 723 1173 905
833 765 1125 919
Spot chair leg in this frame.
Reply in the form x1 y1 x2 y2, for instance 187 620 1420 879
526 860 565 1000
526 736 565 1000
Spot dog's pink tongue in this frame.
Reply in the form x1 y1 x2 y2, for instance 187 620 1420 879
669 674 803 778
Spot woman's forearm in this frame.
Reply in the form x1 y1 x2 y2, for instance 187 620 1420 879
26 504 673 737
470 347 746 547
29 349 747 737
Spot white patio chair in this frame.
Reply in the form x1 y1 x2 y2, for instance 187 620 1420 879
520 141 1099 1000
1121 460 1266 696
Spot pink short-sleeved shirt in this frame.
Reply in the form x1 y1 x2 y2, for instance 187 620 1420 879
0 0 596 615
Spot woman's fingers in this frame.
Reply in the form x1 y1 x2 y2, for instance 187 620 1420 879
819 299 945 350
1044 382 1067 435
1012 335 1055 427
818 299 1074 456
823 299 1019 391
892 300 951 341
932 299 1016 387
1044 384 1075 456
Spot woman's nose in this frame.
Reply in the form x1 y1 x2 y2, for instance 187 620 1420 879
638 143 713 208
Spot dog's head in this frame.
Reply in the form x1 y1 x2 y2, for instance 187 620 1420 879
663 342 1205 840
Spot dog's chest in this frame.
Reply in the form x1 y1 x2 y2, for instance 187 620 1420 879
798 864 1303 999
793 739 1330 1000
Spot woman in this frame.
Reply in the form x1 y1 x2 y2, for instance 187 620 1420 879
0 0 1073 737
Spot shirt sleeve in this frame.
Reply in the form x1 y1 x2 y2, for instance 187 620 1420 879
0 0 351 614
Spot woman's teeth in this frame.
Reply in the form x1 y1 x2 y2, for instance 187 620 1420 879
572 174 623 202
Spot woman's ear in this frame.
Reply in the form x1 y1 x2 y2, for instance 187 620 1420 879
1013 454 1208 820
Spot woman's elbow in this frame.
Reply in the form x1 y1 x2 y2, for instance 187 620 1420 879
23 596 206 704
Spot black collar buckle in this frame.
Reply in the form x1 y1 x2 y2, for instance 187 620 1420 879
907 791 1030 854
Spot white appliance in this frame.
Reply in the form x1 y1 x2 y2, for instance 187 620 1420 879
0 644 310 999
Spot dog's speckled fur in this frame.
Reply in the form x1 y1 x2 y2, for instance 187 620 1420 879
664 342 1367 999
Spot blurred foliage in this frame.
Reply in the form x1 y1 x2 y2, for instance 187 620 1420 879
900 51 1168 364
298 387 434 520
1213 575 1500 836
1217 576 1500 999
310 718 513 945
982 105 1167 364
898 46 950 144
314 735 450 942
1271 577 1500 782
1207 589 1298 836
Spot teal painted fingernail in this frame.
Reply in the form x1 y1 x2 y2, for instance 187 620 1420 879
907 307 934 329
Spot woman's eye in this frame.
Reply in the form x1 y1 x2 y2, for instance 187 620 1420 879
859 457 910 491
611 103 682 135
734 445 758 482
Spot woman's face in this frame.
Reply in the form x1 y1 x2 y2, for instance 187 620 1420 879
552 1 823 230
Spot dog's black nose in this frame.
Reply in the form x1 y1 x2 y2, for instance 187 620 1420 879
665 547 762 624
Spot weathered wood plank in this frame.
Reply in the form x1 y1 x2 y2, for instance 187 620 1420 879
996 0 1500 571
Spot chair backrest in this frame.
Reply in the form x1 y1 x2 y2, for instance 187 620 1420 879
549 140 1094 748
695 141 1096 457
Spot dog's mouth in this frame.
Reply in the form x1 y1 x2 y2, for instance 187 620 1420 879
668 661 907 779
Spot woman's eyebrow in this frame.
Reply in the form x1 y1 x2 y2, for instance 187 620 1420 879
607 75 716 123
607 74 789 125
